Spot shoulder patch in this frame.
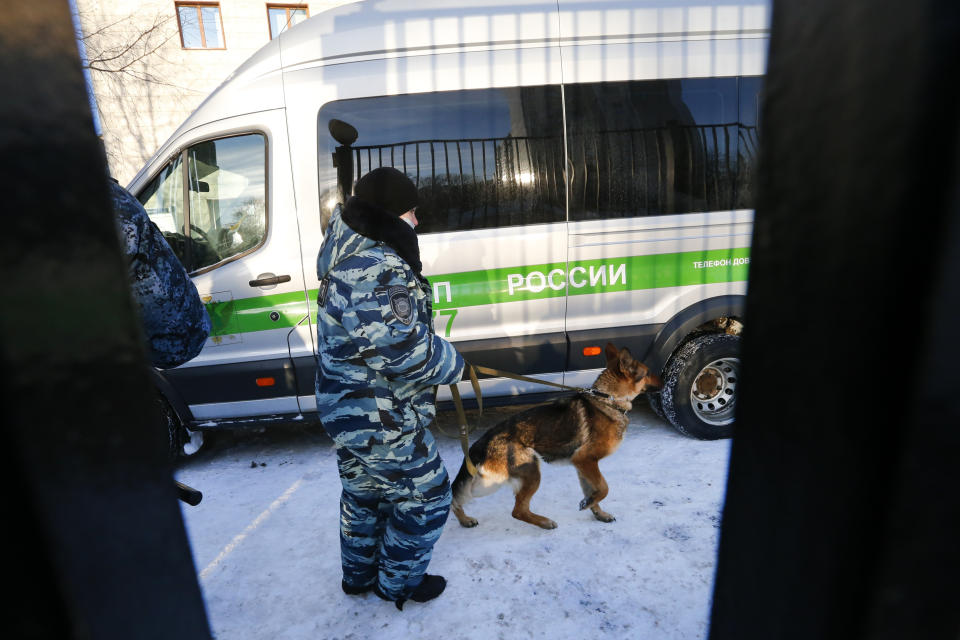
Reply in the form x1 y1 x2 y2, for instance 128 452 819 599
317 276 330 307
387 285 414 325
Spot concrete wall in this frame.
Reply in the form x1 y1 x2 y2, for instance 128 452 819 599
76 0 356 184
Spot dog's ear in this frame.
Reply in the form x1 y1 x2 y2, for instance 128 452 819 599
604 342 619 368
617 347 635 377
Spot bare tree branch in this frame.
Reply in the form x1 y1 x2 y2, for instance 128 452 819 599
75 8 178 80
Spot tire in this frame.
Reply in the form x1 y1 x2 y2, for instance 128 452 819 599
647 392 666 420
660 333 741 440
155 393 204 461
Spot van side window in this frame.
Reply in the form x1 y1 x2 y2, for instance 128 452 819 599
139 133 267 273
317 87 566 234
186 135 267 271
565 78 740 220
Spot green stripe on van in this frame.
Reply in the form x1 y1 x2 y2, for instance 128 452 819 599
427 247 751 310
204 247 750 337
205 290 310 337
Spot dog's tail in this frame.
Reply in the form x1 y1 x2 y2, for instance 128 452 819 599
450 431 490 513
450 451 477 510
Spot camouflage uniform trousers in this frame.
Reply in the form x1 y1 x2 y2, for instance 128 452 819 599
336 426 451 599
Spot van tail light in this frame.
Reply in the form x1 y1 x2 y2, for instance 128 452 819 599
256 377 276 387
583 346 602 357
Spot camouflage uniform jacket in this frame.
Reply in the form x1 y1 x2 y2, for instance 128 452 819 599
110 180 211 369
314 202 464 448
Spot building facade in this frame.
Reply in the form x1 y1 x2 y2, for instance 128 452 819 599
75 0 356 183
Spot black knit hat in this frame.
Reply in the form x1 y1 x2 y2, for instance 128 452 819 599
353 167 418 217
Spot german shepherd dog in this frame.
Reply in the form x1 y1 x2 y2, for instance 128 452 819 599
450 343 661 529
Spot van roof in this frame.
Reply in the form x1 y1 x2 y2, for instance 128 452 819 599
130 0 768 189
278 0 769 70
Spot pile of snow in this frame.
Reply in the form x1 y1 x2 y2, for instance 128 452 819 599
176 401 730 639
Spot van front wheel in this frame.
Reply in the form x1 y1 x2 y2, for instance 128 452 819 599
660 333 740 440
156 393 204 460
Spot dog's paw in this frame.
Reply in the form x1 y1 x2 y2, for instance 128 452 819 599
592 511 616 523
539 519 558 530
458 517 479 528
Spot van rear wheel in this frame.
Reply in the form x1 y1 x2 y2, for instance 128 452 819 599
660 333 740 440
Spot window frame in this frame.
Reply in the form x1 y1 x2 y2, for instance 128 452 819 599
175 2 227 50
137 131 270 276
266 4 309 39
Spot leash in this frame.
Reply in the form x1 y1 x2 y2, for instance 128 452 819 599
469 365 612 401
448 364 482 476
444 363 614 477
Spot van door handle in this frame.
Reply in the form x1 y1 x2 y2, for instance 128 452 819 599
249 274 291 287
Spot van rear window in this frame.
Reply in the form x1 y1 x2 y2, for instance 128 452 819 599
565 78 740 220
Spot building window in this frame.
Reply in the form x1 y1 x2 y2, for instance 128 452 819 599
267 4 309 39
176 3 225 49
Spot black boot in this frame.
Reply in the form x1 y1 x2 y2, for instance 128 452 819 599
373 584 405 610
410 574 446 603
373 575 446 611
341 580 373 595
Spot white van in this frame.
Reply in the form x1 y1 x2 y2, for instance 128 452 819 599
129 0 769 455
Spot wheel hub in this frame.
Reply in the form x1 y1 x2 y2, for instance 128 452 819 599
690 357 739 425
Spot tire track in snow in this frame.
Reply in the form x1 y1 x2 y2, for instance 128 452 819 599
200 477 304 581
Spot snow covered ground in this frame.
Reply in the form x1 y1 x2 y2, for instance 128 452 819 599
175 400 731 640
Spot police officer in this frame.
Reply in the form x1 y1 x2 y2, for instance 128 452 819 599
111 178 211 458
110 178 210 369
315 167 464 609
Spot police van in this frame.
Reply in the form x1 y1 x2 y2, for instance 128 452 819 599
128 0 769 456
